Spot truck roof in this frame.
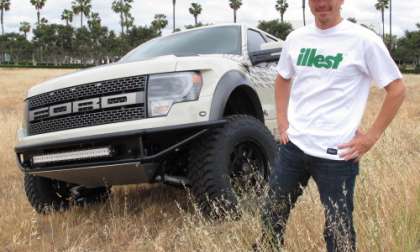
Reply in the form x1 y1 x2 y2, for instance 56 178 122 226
160 23 280 41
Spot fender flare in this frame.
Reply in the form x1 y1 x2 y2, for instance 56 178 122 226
209 70 264 122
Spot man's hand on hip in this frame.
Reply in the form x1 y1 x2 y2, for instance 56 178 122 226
338 129 378 161
277 119 289 145
338 79 406 161
274 74 292 145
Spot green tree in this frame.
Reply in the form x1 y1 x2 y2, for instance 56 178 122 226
102 30 121 61
73 27 91 63
19 21 31 39
229 0 242 23
112 0 124 34
126 25 159 49
72 0 91 28
189 3 202 26
40 17 48 25
122 1 134 33
30 0 46 25
275 0 288 23
0 0 10 35
151 14 168 35
395 25 420 66
56 25 74 59
384 33 397 51
32 23 60 64
87 12 110 64
257 19 293 40
375 0 389 41
112 0 133 35
88 12 101 31
61 9 74 26
0 33 33 64
94 27 113 64
52 24 75 64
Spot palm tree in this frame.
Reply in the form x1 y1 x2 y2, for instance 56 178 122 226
275 0 288 23
112 0 125 34
189 3 202 26
375 0 389 41
0 0 10 35
122 14 134 34
122 0 134 33
229 0 242 23
389 0 392 48
72 0 92 28
88 12 101 31
40 17 48 25
172 0 176 32
302 0 306 26
112 0 133 35
19 21 31 39
151 14 168 34
30 0 46 25
61 9 74 26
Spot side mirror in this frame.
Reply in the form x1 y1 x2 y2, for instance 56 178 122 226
249 41 283 66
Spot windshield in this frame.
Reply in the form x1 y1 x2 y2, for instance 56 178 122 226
120 26 242 63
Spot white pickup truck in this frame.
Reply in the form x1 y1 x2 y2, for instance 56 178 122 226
15 24 283 217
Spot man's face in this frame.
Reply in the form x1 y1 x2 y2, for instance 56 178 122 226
308 0 344 25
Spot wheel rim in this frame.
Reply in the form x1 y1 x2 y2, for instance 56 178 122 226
229 140 268 196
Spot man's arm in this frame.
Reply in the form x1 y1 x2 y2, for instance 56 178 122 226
339 79 406 161
275 74 292 144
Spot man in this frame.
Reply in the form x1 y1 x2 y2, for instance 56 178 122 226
259 0 406 251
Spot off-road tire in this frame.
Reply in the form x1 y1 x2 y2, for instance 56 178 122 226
24 174 110 213
188 115 278 219
24 174 71 213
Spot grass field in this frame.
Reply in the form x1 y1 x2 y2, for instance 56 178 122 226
0 68 419 251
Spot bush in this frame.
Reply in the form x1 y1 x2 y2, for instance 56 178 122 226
399 65 420 74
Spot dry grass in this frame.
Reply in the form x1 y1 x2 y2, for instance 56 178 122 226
0 68 419 251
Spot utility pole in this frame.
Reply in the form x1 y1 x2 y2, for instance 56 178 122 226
389 0 392 49
302 0 306 26
173 0 176 32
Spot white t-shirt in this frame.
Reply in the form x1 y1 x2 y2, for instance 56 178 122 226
276 20 402 160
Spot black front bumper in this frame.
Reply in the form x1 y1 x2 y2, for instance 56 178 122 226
15 120 226 186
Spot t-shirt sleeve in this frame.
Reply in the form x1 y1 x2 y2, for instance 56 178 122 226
276 36 295 79
364 34 402 88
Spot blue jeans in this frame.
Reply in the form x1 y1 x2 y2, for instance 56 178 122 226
262 141 358 252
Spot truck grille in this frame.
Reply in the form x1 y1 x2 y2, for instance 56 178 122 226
27 75 147 135
28 75 146 109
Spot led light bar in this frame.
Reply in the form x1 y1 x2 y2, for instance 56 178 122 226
33 147 112 164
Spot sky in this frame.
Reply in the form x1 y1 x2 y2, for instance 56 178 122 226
2 0 420 38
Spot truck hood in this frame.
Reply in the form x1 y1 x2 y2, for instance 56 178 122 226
28 55 178 98
27 54 248 98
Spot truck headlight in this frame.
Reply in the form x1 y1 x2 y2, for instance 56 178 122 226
148 72 202 117
17 101 29 140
